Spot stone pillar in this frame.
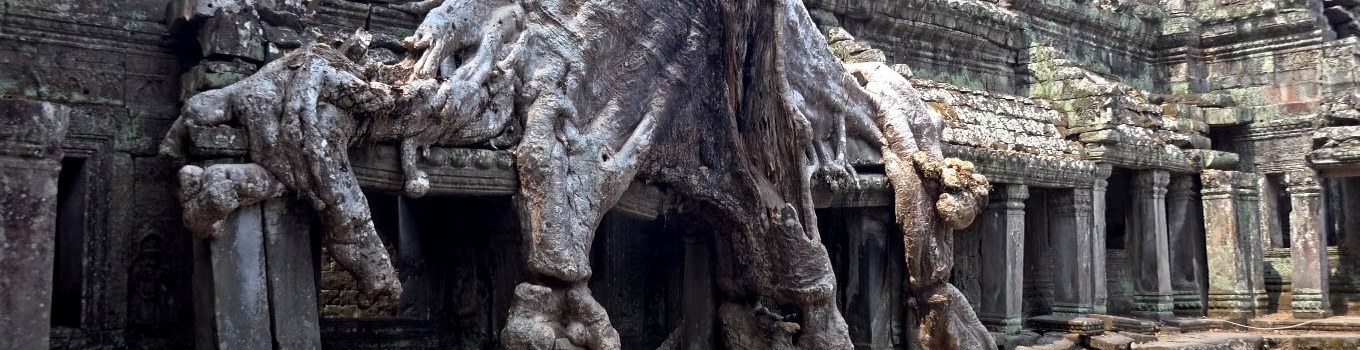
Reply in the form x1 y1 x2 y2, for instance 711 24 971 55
678 231 715 349
1234 172 1268 315
1167 175 1205 316
262 199 322 350
1050 188 1094 315
0 99 70 350
1340 178 1360 314
192 198 320 350
1286 170 1332 319
1201 170 1255 322
978 184 1027 334
1091 165 1112 314
1130 170 1174 320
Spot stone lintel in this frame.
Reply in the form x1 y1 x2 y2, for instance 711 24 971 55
1083 142 1194 173
942 144 1096 190
185 127 665 219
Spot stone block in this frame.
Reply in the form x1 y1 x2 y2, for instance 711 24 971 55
1203 108 1251 126
1089 332 1136 350
1184 150 1240 170
198 12 265 61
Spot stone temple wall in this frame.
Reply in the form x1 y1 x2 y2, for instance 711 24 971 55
3 0 1360 349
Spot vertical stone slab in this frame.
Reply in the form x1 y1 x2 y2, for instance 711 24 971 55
1259 177 1285 251
1024 191 1053 315
1340 178 1360 314
1286 170 1332 319
1050 188 1094 315
841 209 899 349
1091 165 1112 314
396 196 432 319
952 224 981 311
193 204 273 350
1201 170 1254 322
1233 173 1268 315
263 199 320 350
978 184 1027 334
679 232 714 349
1130 170 1174 320
1167 175 1205 316
0 99 70 350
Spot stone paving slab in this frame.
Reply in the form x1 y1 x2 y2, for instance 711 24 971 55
1131 333 1262 350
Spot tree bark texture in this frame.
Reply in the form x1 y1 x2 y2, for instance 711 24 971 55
160 0 992 348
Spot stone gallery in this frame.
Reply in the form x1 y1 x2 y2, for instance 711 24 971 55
1 0 1359 349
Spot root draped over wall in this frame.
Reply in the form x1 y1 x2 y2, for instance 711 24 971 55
161 0 993 348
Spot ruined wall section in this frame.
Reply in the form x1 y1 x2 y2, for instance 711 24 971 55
809 0 1025 93
1013 0 1167 92
0 1 188 348
0 1 425 348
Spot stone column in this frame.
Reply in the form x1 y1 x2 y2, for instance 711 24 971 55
1050 188 1094 315
1167 175 1205 316
678 231 715 349
1200 170 1255 322
1091 165 1112 314
1233 173 1268 315
193 198 320 350
1286 170 1332 319
0 99 70 350
1340 178 1360 315
978 184 1027 334
1130 170 1174 320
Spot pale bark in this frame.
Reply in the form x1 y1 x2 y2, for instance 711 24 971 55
161 0 992 348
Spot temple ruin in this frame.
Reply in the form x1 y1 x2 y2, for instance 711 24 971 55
1 0 1359 349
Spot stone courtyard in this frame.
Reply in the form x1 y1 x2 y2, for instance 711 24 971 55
1 0 1359 349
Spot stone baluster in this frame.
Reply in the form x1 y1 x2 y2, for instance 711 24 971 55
1130 170 1174 320
1286 170 1332 319
1200 170 1254 322
0 99 70 350
978 184 1027 334
1091 165 1112 314
1050 188 1094 315
1167 174 1205 316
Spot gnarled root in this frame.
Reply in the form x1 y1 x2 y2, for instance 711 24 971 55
916 283 995 350
177 163 288 238
910 152 989 230
501 283 622 350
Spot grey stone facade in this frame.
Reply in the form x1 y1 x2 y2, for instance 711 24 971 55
0 0 1358 349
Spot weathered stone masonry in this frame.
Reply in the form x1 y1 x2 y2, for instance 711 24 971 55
1 0 1359 349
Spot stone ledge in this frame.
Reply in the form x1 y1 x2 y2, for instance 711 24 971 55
186 127 909 216
943 144 1096 189
1027 315 1105 335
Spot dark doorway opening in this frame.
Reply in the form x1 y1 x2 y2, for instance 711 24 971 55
53 157 87 328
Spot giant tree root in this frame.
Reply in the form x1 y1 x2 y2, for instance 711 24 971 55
162 0 996 348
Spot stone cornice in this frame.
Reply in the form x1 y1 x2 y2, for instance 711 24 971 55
942 144 1097 189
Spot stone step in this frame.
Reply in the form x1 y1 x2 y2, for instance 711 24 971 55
1131 333 1262 350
